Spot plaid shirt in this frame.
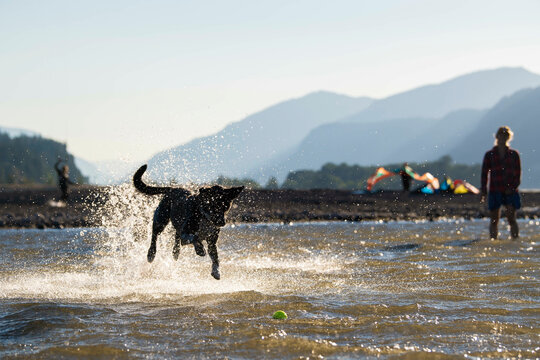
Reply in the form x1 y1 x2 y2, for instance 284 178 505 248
481 146 521 194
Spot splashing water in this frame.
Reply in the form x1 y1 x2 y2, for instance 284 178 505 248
1 183 267 302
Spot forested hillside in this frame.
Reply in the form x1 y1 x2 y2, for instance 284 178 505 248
0 133 87 184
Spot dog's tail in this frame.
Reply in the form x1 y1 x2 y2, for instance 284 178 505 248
133 164 170 195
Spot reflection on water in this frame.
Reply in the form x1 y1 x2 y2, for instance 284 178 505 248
1 219 539 358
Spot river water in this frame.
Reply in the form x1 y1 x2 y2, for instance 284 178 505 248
1 219 539 359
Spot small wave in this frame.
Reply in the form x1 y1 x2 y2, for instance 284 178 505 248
0 304 87 340
382 243 421 251
444 238 480 247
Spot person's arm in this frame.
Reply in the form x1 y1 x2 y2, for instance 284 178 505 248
509 151 521 192
480 152 490 197
55 159 62 174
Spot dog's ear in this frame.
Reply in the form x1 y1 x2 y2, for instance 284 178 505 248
227 186 244 200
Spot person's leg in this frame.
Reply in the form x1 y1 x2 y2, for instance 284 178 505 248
402 176 410 192
487 192 502 239
489 208 500 239
505 205 519 239
61 185 68 202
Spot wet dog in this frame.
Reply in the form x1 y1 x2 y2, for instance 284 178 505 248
133 164 243 279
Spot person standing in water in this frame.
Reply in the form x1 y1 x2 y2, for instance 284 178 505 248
55 158 75 202
399 163 414 192
481 126 521 239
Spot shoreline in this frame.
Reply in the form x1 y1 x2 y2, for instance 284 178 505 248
1 185 539 229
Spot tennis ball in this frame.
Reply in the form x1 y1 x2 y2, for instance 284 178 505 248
272 310 287 320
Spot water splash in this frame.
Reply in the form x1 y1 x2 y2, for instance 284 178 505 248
0 181 269 302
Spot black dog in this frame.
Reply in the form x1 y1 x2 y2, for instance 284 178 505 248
133 164 243 280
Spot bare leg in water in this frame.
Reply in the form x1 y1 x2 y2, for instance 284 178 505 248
489 208 501 240
505 205 519 239
489 206 519 240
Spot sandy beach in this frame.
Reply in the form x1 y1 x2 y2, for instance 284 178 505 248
1 185 539 229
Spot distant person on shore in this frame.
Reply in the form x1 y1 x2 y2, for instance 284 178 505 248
55 158 75 202
399 163 414 192
481 126 521 239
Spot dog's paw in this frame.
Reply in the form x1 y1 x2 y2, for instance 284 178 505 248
193 241 206 257
147 246 156 263
211 265 220 280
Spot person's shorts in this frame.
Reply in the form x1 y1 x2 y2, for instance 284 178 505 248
488 192 521 211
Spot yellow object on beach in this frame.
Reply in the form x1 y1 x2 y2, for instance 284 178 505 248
272 310 287 319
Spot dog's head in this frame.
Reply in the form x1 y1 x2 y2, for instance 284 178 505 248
198 185 244 227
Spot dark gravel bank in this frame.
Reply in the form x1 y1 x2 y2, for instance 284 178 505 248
1 185 539 229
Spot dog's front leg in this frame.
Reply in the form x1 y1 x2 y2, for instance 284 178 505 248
207 241 220 280
149 220 168 262
148 233 158 263
148 199 170 263
172 232 182 260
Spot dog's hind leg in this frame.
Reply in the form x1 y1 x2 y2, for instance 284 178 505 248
148 198 170 263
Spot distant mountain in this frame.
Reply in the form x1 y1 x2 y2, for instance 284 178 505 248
146 91 373 183
386 109 486 163
270 117 434 171
450 86 540 188
259 109 484 181
340 67 540 123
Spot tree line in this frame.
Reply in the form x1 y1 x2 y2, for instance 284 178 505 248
216 155 481 190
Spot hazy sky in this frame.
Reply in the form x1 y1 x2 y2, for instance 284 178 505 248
1 0 539 162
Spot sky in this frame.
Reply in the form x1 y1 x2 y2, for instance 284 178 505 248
1 0 540 163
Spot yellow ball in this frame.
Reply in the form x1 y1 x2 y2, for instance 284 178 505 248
272 310 287 319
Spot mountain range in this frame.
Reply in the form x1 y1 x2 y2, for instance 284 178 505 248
263 108 486 176
340 67 540 122
145 67 540 188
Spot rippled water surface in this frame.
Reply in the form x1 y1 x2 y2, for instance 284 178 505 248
1 220 539 359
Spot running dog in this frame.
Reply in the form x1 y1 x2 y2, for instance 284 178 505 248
133 164 244 280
